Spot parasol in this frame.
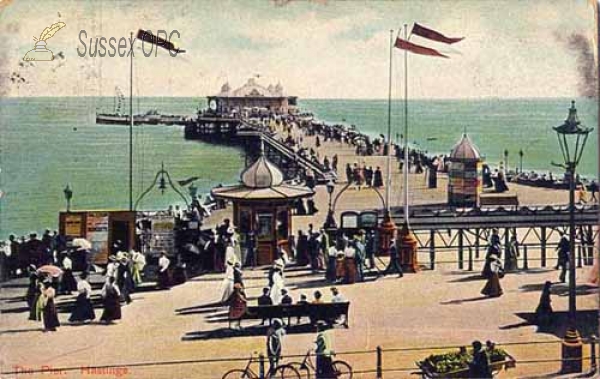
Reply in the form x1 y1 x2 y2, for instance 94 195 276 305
72 238 92 250
36 265 63 278
183 243 201 255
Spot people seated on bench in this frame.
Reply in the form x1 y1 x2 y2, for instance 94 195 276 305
493 171 509 193
312 290 323 304
258 287 273 325
280 288 293 305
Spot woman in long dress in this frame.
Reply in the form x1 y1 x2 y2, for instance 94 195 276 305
535 281 553 326
227 283 247 330
481 255 503 298
131 250 146 286
27 272 43 321
61 254 77 294
344 244 357 284
220 261 235 303
42 282 60 331
100 277 121 324
270 268 284 305
69 272 95 323
157 252 171 289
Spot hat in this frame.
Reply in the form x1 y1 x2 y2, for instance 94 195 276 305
108 255 117 262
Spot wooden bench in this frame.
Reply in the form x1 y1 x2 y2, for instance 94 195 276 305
241 302 350 328
479 194 519 209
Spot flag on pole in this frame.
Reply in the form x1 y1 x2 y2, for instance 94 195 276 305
411 23 464 44
136 29 185 53
394 38 449 58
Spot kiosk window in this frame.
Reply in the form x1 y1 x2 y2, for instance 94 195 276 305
257 213 273 240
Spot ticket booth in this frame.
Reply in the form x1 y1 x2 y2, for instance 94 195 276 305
448 134 483 207
212 148 314 265
59 210 136 265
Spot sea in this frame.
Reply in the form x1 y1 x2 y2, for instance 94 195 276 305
0 96 597 239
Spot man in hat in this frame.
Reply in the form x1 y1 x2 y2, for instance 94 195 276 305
258 287 273 325
555 232 569 283
354 233 366 282
266 318 286 376
468 340 492 378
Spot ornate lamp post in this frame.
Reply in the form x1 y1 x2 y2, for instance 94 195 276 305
552 100 593 374
323 180 337 229
63 184 73 212
518 149 523 174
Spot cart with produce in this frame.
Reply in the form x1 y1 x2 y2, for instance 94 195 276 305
414 346 516 378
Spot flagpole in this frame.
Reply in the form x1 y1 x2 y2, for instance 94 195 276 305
403 23 409 226
129 31 134 211
385 29 393 213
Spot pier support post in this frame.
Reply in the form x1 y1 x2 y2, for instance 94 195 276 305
468 247 473 271
523 245 529 270
577 245 583 268
376 346 383 379
504 228 510 261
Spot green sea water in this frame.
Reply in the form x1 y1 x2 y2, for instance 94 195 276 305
0 96 597 239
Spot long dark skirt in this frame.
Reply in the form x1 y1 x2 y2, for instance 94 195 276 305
481 274 503 297
69 293 96 322
157 269 171 289
43 299 60 330
100 293 122 322
28 293 41 321
62 269 77 293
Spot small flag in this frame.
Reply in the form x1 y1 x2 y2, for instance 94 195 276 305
412 23 464 44
394 38 448 58
136 30 185 53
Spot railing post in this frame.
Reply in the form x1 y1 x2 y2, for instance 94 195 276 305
468 247 473 271
259 353 265 379
577 245 583 268
541 227 547 267
430 230 436 270
458 230 464 270
523 245 529 270
475 228 480 259
376 346 383 379
590 335 598 374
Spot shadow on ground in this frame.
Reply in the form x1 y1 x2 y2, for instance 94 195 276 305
182 322 334 341
499 310 598 340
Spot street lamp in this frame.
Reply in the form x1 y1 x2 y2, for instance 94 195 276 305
323 180 336 229
518 149 523 174
503 149 509 174
552 100 593 374
63 184 73 212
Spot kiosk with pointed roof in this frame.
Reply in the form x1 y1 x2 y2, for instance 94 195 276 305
211 141 314 265
448 134 483 207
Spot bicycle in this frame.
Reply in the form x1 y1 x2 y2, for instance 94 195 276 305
288 349 352 379
222 352 301 379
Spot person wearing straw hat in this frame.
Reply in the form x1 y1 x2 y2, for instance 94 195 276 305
100 276 121 324
220 257 235 303
266 318 285 376
226 282 247 330
481 254 503 298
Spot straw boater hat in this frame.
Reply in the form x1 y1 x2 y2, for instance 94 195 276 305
108 255 117 262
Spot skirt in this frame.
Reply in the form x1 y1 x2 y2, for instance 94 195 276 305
62 269 77 293
157 269 171 289
43 299 60 330
345 258 356 284
29 293 42 321
335 258 346 279
100 293 122 322
69 293 96 322
481 274 503 297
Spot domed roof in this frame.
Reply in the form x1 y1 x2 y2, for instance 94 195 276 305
450 134 481 160
240 155 284 188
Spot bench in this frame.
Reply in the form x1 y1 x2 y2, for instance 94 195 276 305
479 195 519 209
241 302 350 328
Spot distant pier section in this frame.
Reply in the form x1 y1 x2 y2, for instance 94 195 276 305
185 79 336 183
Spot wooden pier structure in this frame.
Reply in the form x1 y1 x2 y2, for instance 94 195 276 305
184 115 336 183
381 204 598 270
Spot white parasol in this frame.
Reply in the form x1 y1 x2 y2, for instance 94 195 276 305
72 238 92 250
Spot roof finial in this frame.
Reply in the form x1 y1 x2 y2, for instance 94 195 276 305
463 125 467 136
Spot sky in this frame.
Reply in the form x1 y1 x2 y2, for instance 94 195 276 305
0 0 598 99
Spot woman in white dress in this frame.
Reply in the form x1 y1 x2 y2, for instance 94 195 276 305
269 267 284 305
220 260 235 303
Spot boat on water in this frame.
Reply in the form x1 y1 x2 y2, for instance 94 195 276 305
96 87 190 125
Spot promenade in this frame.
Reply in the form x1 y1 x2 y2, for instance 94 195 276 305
1 129 597 379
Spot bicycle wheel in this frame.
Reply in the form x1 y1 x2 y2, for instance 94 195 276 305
222 368 255 379
332 360 353 379
287 362 310 379
268 364 301 379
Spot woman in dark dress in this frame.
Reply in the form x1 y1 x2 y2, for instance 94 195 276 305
42 281 60 331
69 272 95 323
481 255 503 298
373 167 384 188
26 271 40 319
100 277 122 324
227 283 247 330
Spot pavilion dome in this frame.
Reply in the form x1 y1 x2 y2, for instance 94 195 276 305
240 154 284 188
232 78 276 97
450 134 481 160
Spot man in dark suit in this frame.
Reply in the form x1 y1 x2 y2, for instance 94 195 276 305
384 238 403 278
